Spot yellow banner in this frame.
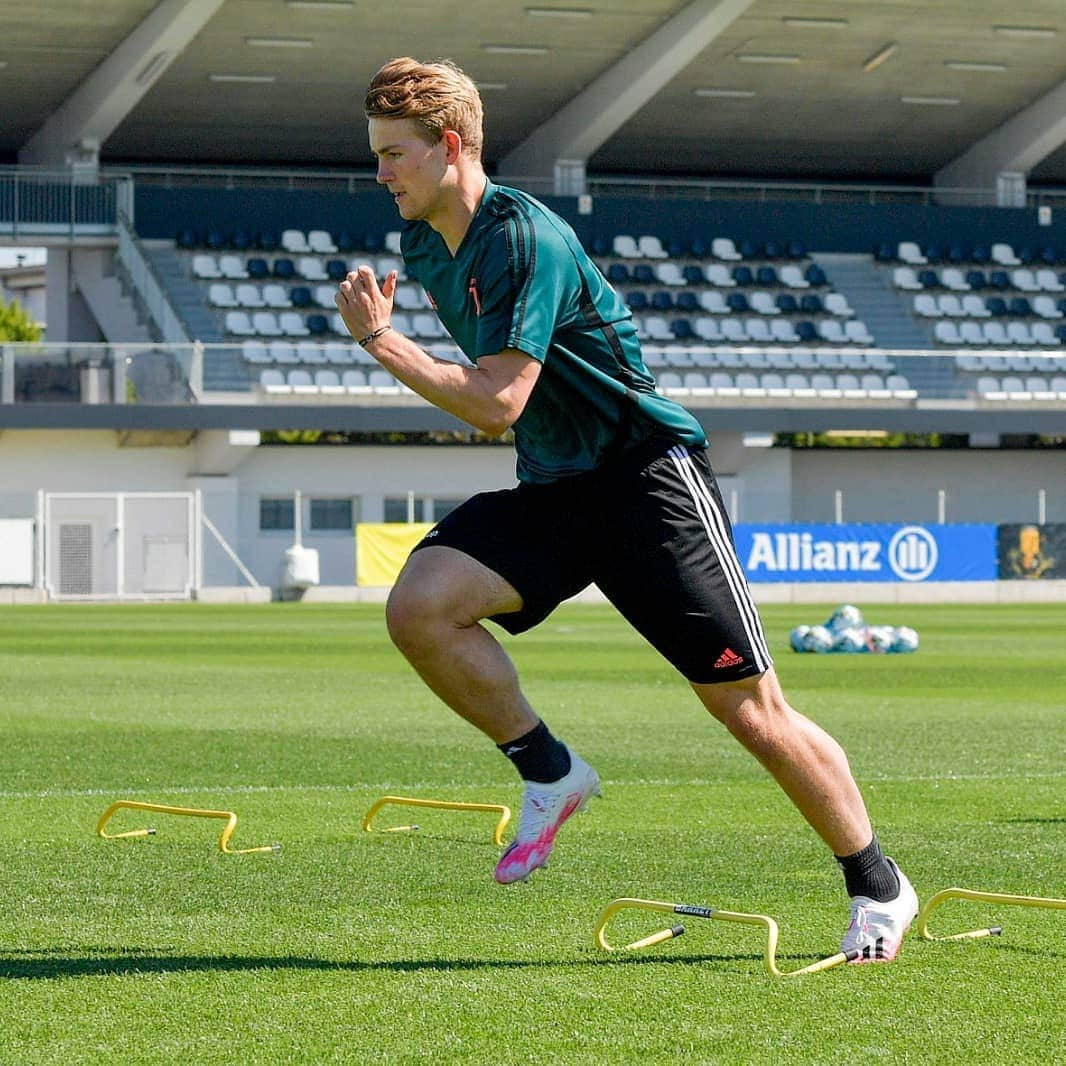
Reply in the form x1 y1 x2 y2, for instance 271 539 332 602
355 523 434 586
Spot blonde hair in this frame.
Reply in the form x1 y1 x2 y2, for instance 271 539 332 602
365 57 484 159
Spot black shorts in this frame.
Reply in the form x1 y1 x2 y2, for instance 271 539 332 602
412 439 773 684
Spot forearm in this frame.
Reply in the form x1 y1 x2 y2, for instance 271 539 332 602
364 329 520 436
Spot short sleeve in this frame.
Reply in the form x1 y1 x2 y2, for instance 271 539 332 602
473 217 566 362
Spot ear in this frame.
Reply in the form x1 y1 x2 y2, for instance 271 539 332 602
442 129 463 164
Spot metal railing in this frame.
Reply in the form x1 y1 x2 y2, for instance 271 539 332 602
116 211 192 348
0 167 133 240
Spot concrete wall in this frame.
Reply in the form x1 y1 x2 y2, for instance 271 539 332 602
790 449 1066 525
1 428 1063 592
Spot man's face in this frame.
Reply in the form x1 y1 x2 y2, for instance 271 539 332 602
369 117 449 222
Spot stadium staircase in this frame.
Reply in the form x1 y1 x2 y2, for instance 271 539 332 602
72 249 151 344
814 252 958 396
144 244 250 391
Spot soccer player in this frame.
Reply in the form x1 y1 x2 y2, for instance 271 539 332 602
336 57 918 962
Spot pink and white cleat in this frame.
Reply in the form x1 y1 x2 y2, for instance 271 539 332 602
840 858 919 963
494 751 600 884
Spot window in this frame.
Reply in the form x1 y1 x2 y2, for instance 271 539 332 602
310 498 353 531
260 497 294 531
384 496 426 523
432 498 463 521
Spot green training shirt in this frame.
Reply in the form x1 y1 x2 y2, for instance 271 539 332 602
400 179 707 483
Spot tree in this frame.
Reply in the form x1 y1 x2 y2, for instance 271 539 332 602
0 295 42 342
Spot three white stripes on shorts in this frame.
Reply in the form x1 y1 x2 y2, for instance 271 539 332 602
667 445 772 672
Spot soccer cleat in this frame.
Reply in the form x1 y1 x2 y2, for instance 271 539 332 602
840 858 919 963
493 751 600 885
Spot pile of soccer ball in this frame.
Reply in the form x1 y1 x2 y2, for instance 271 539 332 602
790 605 919 654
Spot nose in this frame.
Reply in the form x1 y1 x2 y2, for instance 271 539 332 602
377 159 393 184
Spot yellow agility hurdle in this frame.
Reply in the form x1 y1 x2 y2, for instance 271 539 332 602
363 795 512 846
918 886 1066 942
97 800 281 855
594 897 858 977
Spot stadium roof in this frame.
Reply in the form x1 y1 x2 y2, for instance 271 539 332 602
4 0 1066 190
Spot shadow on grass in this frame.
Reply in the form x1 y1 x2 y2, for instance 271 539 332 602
0 948 783 981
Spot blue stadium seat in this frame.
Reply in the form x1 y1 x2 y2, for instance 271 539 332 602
632 264 655 284
1058 298 1066 316
796 320 818 342
689 238 710 258
676 291 699 312
756 265 779 287
874 243 895 262
965 270 988 289
290 286 313 308
362 233 384 253
307 314 330 335
763 240 783 259
666 238 686 259
591 236 609 256
970 245 990 264
326 259 348 281
682 264 705 285
176 228 199 249
726 292 751 313
256 232 279 252
607 263 631 284
787 240 807 260
800 293 824 314
1056 324 1066 343
985 296 1008 317
731 265 754 286
335 232 356 252
651 291 675 312
205 230 226 251
947 244 967 263
924 243 944 263
988 270 1011 290
918 269 940 288
626 291 648 311
246 257 269 280
775 293 798 314
804 264 827 286
740 239 762 259
1017 246 1038 265
273 257 296 280
670 319 696 340
1009 296 1033 317
231 230 252 252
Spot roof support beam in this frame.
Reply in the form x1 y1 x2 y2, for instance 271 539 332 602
19 0 227 170
935 76 1066 206
498 0 756 195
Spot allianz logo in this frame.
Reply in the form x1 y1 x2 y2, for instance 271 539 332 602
746 525 939 582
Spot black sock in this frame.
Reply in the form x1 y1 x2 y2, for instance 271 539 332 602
835 835 900 902
497 721 572 783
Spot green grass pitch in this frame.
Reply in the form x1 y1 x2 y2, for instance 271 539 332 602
0 602 1062 1064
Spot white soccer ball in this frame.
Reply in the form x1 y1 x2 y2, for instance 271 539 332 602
833 626 869 654
804 625 834 653
891 626 919 653
826 604 865 633
867 625 895 654
790 625 811 653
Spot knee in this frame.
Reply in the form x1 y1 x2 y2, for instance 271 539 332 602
385 576 439 652
700 679 793 756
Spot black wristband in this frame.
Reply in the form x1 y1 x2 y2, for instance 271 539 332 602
358 324 392 348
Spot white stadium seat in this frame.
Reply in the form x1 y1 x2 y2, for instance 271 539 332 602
719 318 748 342
893 267 922 290
612 235 640 258
1035 269 1065 293
844 320 874 344
824 292 854 317
941 268 970 291
934 320 962 345
307 229 338 254
990 242 1020 266
1006 322 1034 346
262 283 292 308
192 254 222 279
896 241 927 264
241 340 270 363
642 316 673 341
749 291 780 315
704 264 737 287
711 237 742 261
384 231 403 254
694 318 722 341
259 369 289 394
1031 322 1057 345
937 294 964 317
654 262 685 285
342 369 371 393
314 369 345 394
770 319 799 342
1011 269 1039 292
638 235 668 259
268 340 298 363
1032 296 1064 319
412 313 446 339
778 264 810 289
698 290 729 313
313 284 337 308
960 294 991 318
296 340 327 364
218 254 249 279
297 256 328 281
252 311 283 337
913 294 940 317
235 283 266 308
281 229 311 254
288 369 317 394
224 310 256 336
208 283 237 307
